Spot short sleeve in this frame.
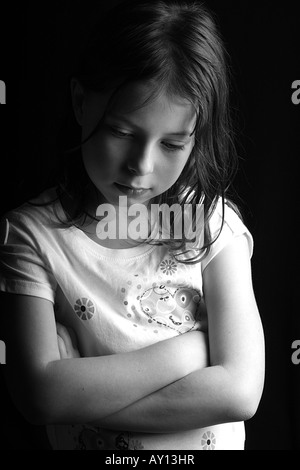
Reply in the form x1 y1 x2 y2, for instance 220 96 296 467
0 214 57 302
201 202 253 272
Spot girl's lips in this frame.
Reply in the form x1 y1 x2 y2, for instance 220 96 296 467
114 182 151 197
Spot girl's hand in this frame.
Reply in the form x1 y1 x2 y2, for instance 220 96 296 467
56 323 81 359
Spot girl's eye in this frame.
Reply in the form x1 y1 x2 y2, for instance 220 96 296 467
162 142 185 152
110 127 132 138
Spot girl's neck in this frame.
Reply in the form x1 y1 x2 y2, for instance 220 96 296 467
60 189 151 249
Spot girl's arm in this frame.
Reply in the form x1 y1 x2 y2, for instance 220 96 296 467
94 236 265 432
0 292 205 425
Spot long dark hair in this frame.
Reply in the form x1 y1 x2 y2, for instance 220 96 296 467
47 0 241 262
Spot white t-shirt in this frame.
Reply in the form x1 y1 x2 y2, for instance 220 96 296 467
0 188 253 450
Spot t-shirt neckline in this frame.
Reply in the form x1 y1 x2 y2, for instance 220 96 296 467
50 188 157 260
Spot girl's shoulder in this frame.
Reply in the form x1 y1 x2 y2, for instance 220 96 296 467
0 187 64 244
212 199 252 243
3 187 62 224
201 198 254 272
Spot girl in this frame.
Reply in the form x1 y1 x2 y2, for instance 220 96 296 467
0 0 264 450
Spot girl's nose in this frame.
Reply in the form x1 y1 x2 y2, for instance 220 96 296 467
127 143 155 176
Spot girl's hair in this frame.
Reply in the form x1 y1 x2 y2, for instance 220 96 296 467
49 0 240 263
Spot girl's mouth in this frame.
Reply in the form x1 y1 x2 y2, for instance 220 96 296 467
114 182 151 197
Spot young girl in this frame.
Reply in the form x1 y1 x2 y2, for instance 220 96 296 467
0 0 265 450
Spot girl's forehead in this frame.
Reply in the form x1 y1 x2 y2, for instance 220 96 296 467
107 81 196 121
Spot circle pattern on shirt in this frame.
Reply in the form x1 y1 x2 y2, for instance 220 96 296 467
74 297 95 320
201 430 216 450
159 258 178 275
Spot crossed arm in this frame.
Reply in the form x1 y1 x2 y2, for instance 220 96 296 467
1 236 265 431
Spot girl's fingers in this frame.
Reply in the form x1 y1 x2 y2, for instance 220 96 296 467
56 323 81 359
66 325 79 350
57 333 68 359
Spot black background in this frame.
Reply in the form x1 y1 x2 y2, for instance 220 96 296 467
0 0 299 450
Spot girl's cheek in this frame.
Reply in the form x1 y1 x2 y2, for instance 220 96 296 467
93 132 126 159
84 138 125 178
166 151 191 178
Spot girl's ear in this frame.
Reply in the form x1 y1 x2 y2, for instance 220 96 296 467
71 78 86 126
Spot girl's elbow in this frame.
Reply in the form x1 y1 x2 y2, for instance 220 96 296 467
228 380 264 422
6 391 54 426
18 389 57 426
14 376 63 426
230 394 260 423
3 377 54 426
22 404 51 426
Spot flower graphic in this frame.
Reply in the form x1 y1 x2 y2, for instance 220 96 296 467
74 298 95 320
159 258 177 276
201 431 216 450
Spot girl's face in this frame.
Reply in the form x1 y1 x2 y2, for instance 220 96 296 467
73 80 196 208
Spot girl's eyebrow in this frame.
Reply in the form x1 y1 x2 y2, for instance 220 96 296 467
167 131 193 137
106 112 193 138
